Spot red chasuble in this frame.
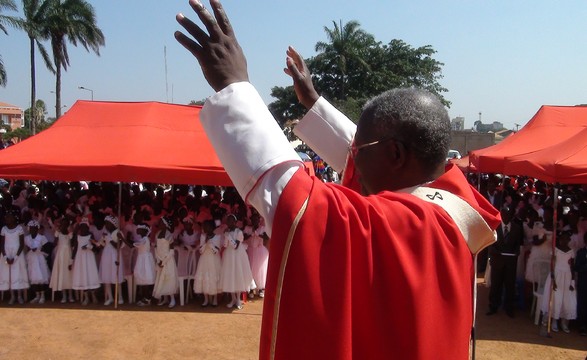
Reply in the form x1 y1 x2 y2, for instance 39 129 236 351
259 165 500 360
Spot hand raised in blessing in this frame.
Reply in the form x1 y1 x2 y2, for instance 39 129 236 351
175 0 249 92
284 47 319 110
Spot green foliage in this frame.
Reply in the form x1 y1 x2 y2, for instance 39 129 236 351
269 20 450 128
0 0 18 86
3 126 32 141
189 99 206 106
42 0 105 118
23 99 47 128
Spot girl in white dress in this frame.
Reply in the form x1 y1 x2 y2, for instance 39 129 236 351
99 215 125 306
177 216 199 278
244 213 269 298
0 211 29 304
134 224 156 306
194 220 222 307
525 218 553 283
541 230 577 333
72 218 100 305
25 220 51 304
152 217 178 308
49 218 74 303
220 214 255 310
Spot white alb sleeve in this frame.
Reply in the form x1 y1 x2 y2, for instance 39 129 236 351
200 82 303 236
293 97 357 173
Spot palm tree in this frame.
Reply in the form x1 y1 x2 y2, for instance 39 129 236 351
315 20 372 100
42 0 104 118
0 0 17 87
16 0 55 134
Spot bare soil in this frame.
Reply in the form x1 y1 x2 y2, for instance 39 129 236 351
0 281 585 360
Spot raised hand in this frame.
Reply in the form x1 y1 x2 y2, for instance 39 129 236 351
284 46 319 109
175 0 249 92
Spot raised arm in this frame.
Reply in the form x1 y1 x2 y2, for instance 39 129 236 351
175 0 302 236
285 47 356 173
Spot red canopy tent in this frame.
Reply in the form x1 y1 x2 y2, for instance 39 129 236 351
0 100 232 185
503 127 587 184
448 155 477 173
470 106 587 174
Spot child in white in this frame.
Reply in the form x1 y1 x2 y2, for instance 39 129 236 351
220 214 255 310
0 211 29 304
194 220 222 307
177 216 199 278
244 213 269 298
50 218 74 303
134 224 156 306
99 215 125 306
541 230 577 332
25 220 51 304
72 218 100 305
152 217 178 308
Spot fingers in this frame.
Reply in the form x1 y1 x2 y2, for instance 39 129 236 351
174 30 203 59
176 13 209 46
189 0 221 40
210 0 234 37
285 57 303 80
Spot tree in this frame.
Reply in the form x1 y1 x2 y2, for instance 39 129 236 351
189 99 206 106
0 0 17 86
15 0 55 134
23 98 47 130
314 20 373 100
42 0 104 119
269 20 449 128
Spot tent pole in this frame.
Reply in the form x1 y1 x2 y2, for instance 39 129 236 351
114 182 123 309
546 185 559 336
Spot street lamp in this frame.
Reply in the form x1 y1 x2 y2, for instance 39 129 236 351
78 86 94 101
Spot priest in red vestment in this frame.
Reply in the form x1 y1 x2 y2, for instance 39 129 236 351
175 1 501 359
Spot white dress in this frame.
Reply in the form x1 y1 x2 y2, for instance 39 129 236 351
244 225 269 289
194 234 222 295
152 231 178 298
0 225 30 290
49 231 73 291
541 248 577 319
72 234 100 290
177 230 198 277
220 228 256 293
99 229 124 284
133 236 156 285
25 233 51 285
525 225 553 283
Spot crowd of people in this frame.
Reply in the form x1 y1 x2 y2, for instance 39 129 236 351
474 173 587 335
0 180 269 310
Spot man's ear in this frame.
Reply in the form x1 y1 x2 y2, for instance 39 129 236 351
385 139 408 169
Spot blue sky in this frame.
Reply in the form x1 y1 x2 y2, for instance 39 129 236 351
1 0 586 130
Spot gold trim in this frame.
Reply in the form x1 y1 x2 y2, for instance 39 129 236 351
270 195 310 360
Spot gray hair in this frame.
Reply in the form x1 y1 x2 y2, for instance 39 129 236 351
361 88 451 169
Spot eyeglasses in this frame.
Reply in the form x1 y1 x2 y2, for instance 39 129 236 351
347 137 397 159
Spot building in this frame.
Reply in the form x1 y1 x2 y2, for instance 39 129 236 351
0 102 24 130
451 116 465 131
450 130 495 156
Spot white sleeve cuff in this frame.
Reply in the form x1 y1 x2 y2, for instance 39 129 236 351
294 97 357 173
201 82 302 199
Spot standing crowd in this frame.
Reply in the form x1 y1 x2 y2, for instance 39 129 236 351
475 174 587 335
0 181 269 311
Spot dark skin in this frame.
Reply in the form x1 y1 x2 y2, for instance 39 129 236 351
57 219 74 271
175 1 443 195
0 214 24 265
552 233 575 292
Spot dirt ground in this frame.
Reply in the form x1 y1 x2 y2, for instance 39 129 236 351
0 281 586 360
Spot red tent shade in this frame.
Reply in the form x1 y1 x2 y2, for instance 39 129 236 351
0 100 232 185
470 106 587 174
448 155 477 173
503 127 587 184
